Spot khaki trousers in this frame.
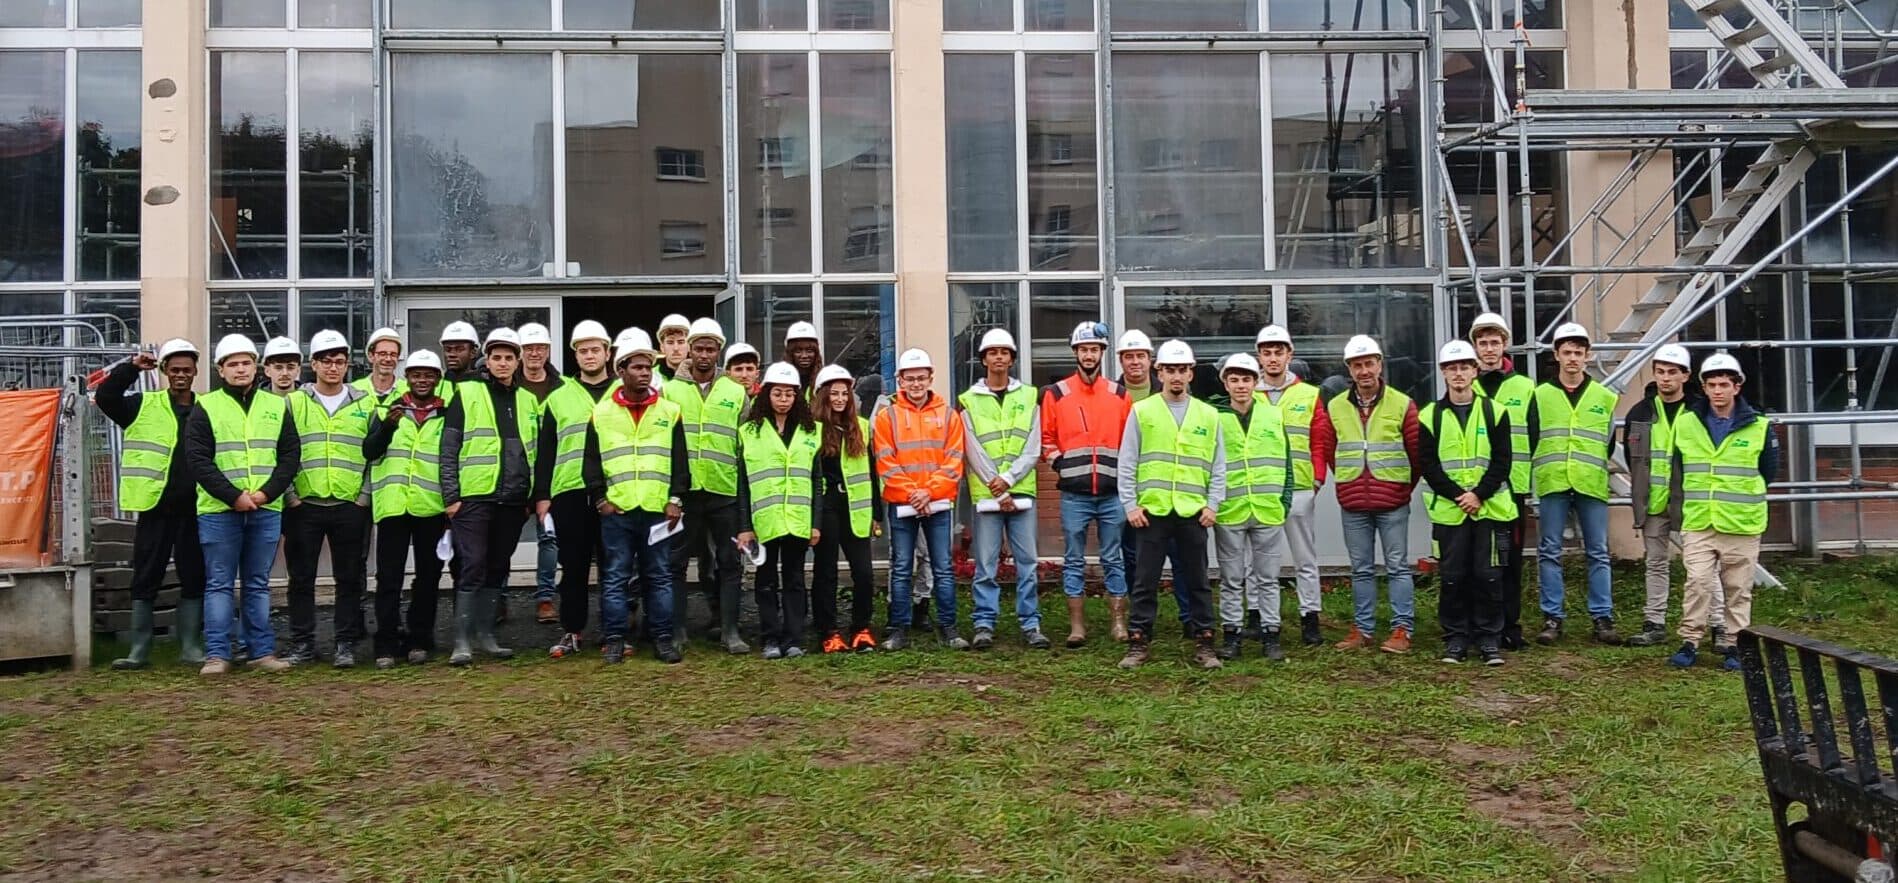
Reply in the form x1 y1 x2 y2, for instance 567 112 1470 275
1678 529 1759 648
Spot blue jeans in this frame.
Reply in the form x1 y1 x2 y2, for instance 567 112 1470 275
199 509 282 662
534 517 557 602
600 510 676 640
1536 491 1614 620
971 508 1041 632
1059 493 1126 598
1341 506 1414 633
889 509 955 629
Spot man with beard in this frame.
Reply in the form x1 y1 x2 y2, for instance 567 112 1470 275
1040 321 1131 647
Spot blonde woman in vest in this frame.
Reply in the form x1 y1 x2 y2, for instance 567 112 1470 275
813 364 881 653
1212 354 1293 662
737 362 823 659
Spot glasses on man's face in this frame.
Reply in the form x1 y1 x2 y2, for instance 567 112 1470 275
370 350 400 361
314 356 349 367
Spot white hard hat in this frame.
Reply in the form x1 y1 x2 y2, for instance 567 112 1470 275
815 364 853 388
1155 339 1195 366
1222 353 1261 376
1069 321 1111 348
977 328 1018 354
785 320 820 344
156 338 199 362
1255 325 1293 347
896 348 934 372
658 314 691 336
214 334 259 364
687 317 726 346
518 322 553 348
569 319 611 348
1652 344 1693 372
613 327 640 351
483 327 521 353
1552 322 1592 347
263 336 300 361
723 342 760 367
1700 353 1745 382
308 329 349 358
403 349 443 374
614 328 658 366
1343 334 1382 361
440 321 479 346
761 361 801 387
367 327 402 354
1438 340 1479 365
1117 330 1154 355
1469 312 1511 341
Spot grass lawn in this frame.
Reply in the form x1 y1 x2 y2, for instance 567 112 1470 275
4 556 1897 881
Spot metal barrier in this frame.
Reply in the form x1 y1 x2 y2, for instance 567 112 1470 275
0 314 143 532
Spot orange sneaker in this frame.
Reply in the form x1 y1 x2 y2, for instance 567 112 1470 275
850 629 877 652
1380 626 1413 654
821 631 849 654
1334 625 1373 651
536 600 557 624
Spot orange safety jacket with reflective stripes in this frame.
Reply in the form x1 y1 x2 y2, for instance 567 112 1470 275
874 391 965 505
1040 371 1130 496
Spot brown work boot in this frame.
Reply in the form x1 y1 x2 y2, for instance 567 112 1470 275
1193 631 1224 670
1066 597 1088 648
247 654 292 672
536 600 557 624
1109 596 1129 643
1334 625 1373 651
198 658 232 676
1380 626 1413 655
1117 632 1150 669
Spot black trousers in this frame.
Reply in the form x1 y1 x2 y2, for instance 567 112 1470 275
548 490 601 635
452 501 528 598
131 505 205 602
755 536 810 648
1129 515 1213 638
1122 529 1185 624
373 514 447 656
811 495 874 634
1500 499 1527 641
285 501 371 646
1435 519 1508 650
669 493 744 623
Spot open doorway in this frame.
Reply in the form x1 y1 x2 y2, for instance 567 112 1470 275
559 290 719 372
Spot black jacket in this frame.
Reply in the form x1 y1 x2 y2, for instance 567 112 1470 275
184 382 300 508
1418 397 1512 506
97 361 198 511
439 377 555 507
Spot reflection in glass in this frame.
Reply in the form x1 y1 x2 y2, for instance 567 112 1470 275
821 55 894 273
79 0 140 27
0 52 64 283
77 290 140 342
209 290 291 343
1270 53 1424 270
404 306 553 361
1111 53 1262 271
743 284 814 362
567 54 723 277
1029 0 1092 30
300 0 373 28
211 53 288 281
824 284 897 393
300 289 375 377
946 0 1011 29
950 282 1019 393
739 55 812 274
391 54 554 278
1110 0 1255 31
76 51 142 282
738 0 806 29
567 0 720 29
1285 285 1433 401
1268 0 1416 30
821 0 889 29
1027 281 1103 386
300 53 374 279
391 0 550 28
210 0 284 27
0 293 63 319
1123 286 1272 397
947 55 1017 272
1028 54 1098 271
0 1 62 26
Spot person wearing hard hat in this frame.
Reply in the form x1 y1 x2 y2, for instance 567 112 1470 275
1329 334 1422 654
812 364 882 653
515 322 563 626
583 328 689 665
1666 353 1778 671
784 321 823 390
1117 328 1193 637
1419 341 1516 666
662 318 753 653
958 329 1052 651
542 320 619 660
262 336 302 396
1211 353 1293 662
280 329 378 668
874 347 966 651
96 339 207 669
1526 322 1621 646
735 362 824 659
184 334 300 675
1041 321 1133 647
440 328 556 666
361 349 452 669
438 321 482 398
1624 344 1723 650
1254 324 1333 648
724 343 762 394
656 314 692 381
1468 312 1535 650
1116 340 1226 670
353 327 407 405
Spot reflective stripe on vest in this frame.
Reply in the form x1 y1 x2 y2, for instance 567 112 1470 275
1132 396 1219 518
370 410 446 521
289 389 374 503
544 378 598 497
1327 387 1413 484
1419 400 1520 526
118 392 179 513
1476 372 1534 495
1531 380 1618 500
456 380 542 499
1647 396 1678 516
958 384 1038 502
1272 382 1320 491
663 375 748 497
195 388 287 515
741 420 820 542
594 396 680 514
1675 410 1769 536
840 416 875 539
1216 404 1289 527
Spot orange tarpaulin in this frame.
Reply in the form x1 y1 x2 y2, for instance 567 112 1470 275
0 389 61 567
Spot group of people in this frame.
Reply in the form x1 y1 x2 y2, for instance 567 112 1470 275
96 306 1778 676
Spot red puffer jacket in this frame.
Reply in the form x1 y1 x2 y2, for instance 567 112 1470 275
1329 388 1423 513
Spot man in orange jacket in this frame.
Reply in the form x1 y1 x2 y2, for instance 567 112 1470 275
1041 321 1132 647
874 347 966 651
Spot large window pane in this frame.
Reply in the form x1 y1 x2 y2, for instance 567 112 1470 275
79 0 140 27
567 54 724 277
211 53 288 281
1027 281 1102 386
821 0 890 29
77 51 142 282
1270 52 1424 270
300 289 375 378
1111 0 1255 31
1029 0 1092 30
1123 286 1271 398
0 52 65 284
391 0 550 29
744 284 813 361
1285 284 1433 401
1028 54 1098 271
824 284 896 393
821 55 894 273
300 0 373 28
0 293 64 320
739 0 807 29
391 54 554 279
950 282 1019 392
946 55 1017 272
77 290 140 342
1 2 63 26
1111 53 1262 271
739 54 812 274
566 0 721 29
1442 0 1557 29
209 290 291 342
299 53 374 279
1269 0 1416 30
946 0 1011 29
210 0 283 27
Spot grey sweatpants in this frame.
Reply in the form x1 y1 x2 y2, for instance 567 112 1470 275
1284 489 1322 616
1642 513 1723 628
1215 520 1287 629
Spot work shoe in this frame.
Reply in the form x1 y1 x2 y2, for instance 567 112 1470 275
937 625 970 651
1669 642 1699 668
851 629 878 652
473 589 515 660
284 640 319 667
1625 621 1669 647
1193 631 1224 670
1242 609 1263 642
1441 640 1467 664
784 645 806 659
1720 646 1742 672
550 633 583 659
112 600 155 670
1109 597 1129 642
198 658 232 676
1262 628 1285 662
1480 647 1506 666
1300 611 1323 647
1024 629 1052 650
1500 630 1526 652
602 637 626 664
176 597 206 665
1712 625 1727 645
247 655 291 673
450 598 476 667
406 649 429 665
822 631 849 654
374 656 396 670
1591 617 1622 646
1066 597 1088 648
971 627 995 651
763 642 783 660
1535 618 1563 645
1380 626 1413 655
880 627 909 652
722 630 751 656
333 642 356 669
1118 633 1151 669
1334 626 1373 651
493 592 508 626
536 600 557 624
655 637 684 664
1217 628 1243 661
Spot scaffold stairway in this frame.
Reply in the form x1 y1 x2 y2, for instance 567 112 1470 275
1684 0 1846 91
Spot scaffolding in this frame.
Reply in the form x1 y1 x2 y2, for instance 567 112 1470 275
1431 0 1898 555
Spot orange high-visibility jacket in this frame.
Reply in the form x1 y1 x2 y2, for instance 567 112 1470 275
873 391 965 505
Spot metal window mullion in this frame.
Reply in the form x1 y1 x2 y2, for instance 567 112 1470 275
371 0 386 319
807 49 823 276
1096 8 1115 292
552 0 563 32
1015 50 1029 275
723 11 739 291
1258 49 1274 273
552 50 568 278
1015 0 1026 33
1017 279 1031 381
63 47 77 287
286 0 297 31
286 48 302 282
808 0 818 34
66 0 76 30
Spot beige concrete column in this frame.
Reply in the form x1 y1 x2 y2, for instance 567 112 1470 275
139 0 208 355
889 0 949 392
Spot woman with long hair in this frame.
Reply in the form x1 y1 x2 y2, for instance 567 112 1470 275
737 362 822 658
812 365 881 653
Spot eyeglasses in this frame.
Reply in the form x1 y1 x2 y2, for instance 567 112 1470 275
313 356 349 367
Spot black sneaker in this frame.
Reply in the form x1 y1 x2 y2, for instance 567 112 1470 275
971 627 994 651
881 627 909 651
602 637 625 665
654 637 683 664
1535 618 1563 645
1480 647 1505 666
1023 629 1051 650
1625 621 1668 647
1592 617 1622 646
1440 641 1468 664
1217 628 1243 661
1300 612 1323 646
1261 628 1285 662
332 642 356 669
284 640 319 667
937 625 969 651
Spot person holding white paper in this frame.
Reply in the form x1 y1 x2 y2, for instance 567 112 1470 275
958 329 1050 652
736 363 824 660
873 348 966 651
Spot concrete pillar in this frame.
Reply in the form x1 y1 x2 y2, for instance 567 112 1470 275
139 0 208 355
889 0 949 392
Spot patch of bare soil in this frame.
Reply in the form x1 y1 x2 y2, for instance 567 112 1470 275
1455 686 1550 722
2 822 334 883
1154 847 1256 881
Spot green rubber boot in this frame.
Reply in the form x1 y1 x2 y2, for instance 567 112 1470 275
111 600 154 670
175 597 205 665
